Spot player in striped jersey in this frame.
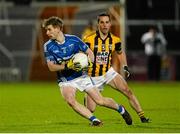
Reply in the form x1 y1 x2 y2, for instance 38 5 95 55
83 13 149 123
42 16 132 126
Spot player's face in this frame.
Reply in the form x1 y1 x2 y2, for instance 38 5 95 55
98 16 111 35
45 25 60 40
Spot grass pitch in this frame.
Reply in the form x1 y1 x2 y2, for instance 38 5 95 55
0 81 180 133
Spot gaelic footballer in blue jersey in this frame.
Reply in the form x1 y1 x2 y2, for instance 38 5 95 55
44 34 90 83
42 16 132 126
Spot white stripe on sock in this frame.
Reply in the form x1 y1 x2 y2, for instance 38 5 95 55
120 107 125 114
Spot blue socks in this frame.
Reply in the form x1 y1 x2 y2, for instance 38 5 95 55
117 105 125 114
89 116 97 121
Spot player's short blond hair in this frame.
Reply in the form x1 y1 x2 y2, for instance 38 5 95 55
42 16 63 30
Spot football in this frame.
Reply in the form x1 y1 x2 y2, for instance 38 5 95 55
72 53 89 68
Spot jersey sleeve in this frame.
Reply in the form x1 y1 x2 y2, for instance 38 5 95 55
114 38 122 53
75 36 89 52
82 36 91 49
44 43 56 63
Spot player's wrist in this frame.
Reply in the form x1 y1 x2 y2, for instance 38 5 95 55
64 63 68 70
123 65 130 79
123 65 128 70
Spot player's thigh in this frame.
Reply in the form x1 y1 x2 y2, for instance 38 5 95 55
109 75 134 97
61 86 76 101
91 76 105 90
86 88 103 103
108 74 128 90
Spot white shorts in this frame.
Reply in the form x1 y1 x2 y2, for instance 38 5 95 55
91 67 118 91
58 75 95 92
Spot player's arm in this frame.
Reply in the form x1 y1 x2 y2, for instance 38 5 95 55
119 52 130 79
78 35 94 65
85 47 94 63
47 61 66 72
114 42 130 78
47 60 81 72
114 42 127 66
83 47 94 69
118 51 128 67
44 47 65 72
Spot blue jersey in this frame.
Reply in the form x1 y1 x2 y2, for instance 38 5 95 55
44 34 89 83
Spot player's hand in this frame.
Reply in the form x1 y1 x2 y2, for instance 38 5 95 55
123 65 130 79
88 58 93 68
73 62 82 71
82 58 93 72
66 59 82 71
66 58 74 69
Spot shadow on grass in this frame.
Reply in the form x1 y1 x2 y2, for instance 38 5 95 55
134 122 180 132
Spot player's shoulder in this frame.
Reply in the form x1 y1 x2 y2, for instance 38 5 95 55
65 34 81 42
43 39 55 51
82 31 96 41
84 31 96 39
44 39 53 47
110 33 121 42
65 34 78 39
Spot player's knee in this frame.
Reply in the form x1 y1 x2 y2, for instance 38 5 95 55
94 98 104 106
66 98 76 107
96 97 105 106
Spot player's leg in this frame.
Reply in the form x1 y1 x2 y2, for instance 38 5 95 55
85 94 97 112
86 87 132 125
60 86 101 126
109 74 142 112
104 67 141 112
84 76 105 112
84 94 102 126
108 74 149 123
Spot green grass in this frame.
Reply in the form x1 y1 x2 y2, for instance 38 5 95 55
0 81 180 132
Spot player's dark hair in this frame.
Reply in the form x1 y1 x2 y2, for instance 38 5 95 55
97 12 111 22
42 16 63 30
149 25 159 32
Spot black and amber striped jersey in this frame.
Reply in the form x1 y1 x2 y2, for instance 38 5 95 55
83 31 122 77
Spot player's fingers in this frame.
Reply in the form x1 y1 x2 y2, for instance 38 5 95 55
74 62 80 65
73 62 82 71
82 67 88 72
125 71 130 78
88 61 93 68
74 62 81 68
